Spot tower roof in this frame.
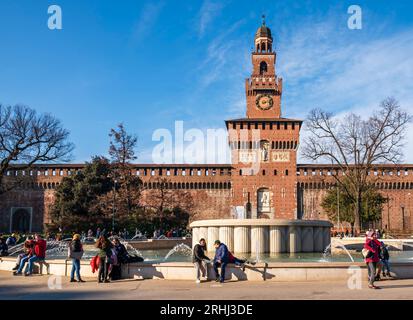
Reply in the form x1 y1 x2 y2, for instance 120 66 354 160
255 15 272 39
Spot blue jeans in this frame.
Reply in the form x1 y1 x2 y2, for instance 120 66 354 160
16 255 29 273
381 259 391 274
17 255 43 274
213 261 228 282
71 258 81 280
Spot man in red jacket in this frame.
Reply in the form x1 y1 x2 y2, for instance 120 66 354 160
13 234 47 276
364 230 381 289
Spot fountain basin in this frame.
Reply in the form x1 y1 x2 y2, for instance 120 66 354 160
1 256 413 281
190 219 333 253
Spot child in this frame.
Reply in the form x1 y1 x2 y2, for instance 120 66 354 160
380 241 391 277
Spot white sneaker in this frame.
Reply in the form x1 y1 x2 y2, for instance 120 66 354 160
196 279 201 284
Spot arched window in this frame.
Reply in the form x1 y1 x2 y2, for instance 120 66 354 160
261 42 266 52
259 61 267 75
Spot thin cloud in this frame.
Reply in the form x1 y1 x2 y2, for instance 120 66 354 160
131 2 164 42
197 0 225 38
280 16 413 163
197 19 247 88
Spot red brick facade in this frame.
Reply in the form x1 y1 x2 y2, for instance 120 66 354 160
1 22 412 233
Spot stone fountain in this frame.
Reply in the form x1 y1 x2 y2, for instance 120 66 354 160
190 219 333 254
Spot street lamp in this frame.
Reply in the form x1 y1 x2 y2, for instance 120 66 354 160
401 204 405 231
337 185 340 232
112 179 117 233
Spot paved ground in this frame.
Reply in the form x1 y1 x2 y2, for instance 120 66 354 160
1 271 413 300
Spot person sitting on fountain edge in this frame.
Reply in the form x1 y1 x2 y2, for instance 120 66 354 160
13 234 46 276
192 238 210 283
228 251 256 271
213 240 229 283
12 236 33 270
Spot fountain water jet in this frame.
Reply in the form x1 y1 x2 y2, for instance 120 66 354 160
164 243 192 261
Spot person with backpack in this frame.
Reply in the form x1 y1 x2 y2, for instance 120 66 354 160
68 234 85 283
363 230 381 289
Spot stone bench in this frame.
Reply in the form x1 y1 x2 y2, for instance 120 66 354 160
34 260 50 275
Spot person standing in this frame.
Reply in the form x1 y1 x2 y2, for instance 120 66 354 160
213 240 229 283
68 234 85 283
111 237 127 280
364 230 381 289
192 238 210 283
95 234 112 283
380 241 391 278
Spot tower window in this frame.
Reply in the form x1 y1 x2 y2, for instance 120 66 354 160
259 61 268 75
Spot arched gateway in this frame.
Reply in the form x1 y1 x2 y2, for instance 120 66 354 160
10 207 32 233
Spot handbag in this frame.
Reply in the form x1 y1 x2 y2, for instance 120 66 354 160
361 248 370 258
362 248 373 259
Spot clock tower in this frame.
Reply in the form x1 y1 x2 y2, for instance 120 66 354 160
226 18 302 220
246 17 282 119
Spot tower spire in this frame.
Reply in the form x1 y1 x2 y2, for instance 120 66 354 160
262 14 266 26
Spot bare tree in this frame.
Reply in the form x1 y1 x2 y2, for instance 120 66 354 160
143 177 195 230
302 97 411 232
109 123 137 166
0 104 74 194
108 123 140 216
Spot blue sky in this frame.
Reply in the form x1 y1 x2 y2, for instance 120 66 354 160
1 0 413 164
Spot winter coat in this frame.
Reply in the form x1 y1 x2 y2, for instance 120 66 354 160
33 239 47 259
90 255 100 273
192 244 210 263
381 246 390 261
214 243 229 263
68 240 84 260
364 239 381 263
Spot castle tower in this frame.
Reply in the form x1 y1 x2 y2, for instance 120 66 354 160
226 18 302 220
246 16 282 119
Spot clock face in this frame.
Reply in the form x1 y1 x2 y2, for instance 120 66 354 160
256 94 273 110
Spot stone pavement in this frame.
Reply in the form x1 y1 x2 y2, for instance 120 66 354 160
1 271 413 300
